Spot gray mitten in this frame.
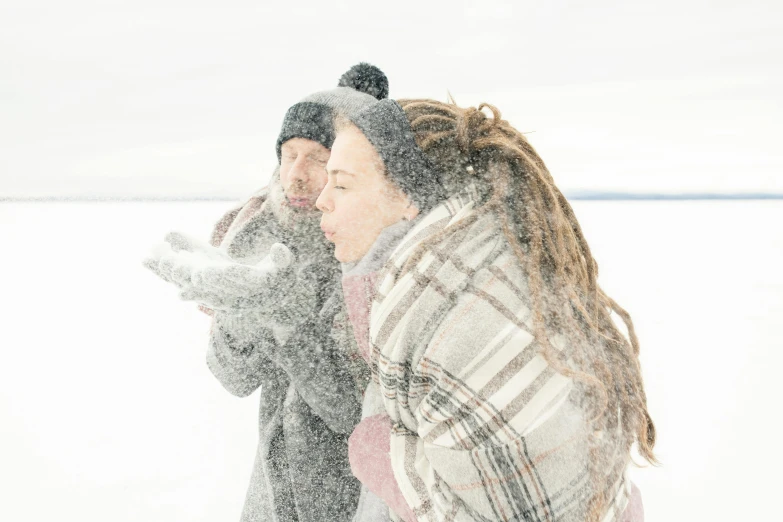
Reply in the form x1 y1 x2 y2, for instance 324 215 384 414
145 231 312 326
163 231 225 258
144 230 291 292
213 309 295 351
178 242 298 311
143 231 231 289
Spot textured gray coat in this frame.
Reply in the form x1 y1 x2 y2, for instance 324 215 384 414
206 179 367 522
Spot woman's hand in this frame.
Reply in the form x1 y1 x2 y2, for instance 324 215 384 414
349 414 417 522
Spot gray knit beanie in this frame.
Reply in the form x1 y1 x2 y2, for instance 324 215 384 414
275 63 389 160
350 99 447 212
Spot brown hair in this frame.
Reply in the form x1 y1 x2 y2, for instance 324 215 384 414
397 98 656 517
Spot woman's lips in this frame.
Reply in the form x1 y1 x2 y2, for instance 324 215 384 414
320 225 335 241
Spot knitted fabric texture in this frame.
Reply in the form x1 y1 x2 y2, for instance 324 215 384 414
351 99 447 211
275 63 389 160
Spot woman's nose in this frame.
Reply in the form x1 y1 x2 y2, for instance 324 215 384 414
315 188 331 213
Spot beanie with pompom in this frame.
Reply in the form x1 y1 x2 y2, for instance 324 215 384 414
276 63 388 161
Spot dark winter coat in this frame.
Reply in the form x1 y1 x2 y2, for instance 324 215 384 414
206 181 367 522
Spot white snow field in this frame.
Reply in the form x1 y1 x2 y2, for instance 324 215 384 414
0 200 781 521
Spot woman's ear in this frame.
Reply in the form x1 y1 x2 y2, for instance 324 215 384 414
384 182 419 221
403 201 420 221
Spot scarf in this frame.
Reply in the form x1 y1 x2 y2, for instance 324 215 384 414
368 186 631 522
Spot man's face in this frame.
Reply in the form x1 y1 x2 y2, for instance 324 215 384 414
279 138 330 211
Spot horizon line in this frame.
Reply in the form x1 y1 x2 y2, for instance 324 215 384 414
2 192 783 203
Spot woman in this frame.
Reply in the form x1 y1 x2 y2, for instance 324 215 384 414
317 98 654 522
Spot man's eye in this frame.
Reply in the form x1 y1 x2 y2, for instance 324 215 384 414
334 185 346 190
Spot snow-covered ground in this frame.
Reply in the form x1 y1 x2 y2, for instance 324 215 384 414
1 200 780 521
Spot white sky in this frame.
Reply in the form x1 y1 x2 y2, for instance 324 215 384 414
1 0 781 198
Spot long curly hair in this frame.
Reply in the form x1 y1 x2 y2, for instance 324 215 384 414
396 98 657 518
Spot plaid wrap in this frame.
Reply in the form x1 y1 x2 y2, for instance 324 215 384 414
368 186 632 522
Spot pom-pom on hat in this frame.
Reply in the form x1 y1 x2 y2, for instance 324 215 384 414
276 63 389 161
338 62 389 101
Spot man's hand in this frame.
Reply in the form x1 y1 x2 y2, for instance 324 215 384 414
164 231 230 262
142 242 193 288
143 231 229 287
144 232 301 318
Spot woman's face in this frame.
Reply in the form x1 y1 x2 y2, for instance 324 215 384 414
316 124 417 263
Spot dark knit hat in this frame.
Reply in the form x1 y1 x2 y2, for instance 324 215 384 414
351 99 447 211
276 63 389 161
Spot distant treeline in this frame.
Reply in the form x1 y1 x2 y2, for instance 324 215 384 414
566 192 783 201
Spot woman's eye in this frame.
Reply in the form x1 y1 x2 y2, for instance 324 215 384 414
334 185 346 190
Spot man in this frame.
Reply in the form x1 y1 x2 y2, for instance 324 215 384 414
144 63 389 521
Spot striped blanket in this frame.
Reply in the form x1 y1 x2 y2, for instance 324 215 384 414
368 186 632 522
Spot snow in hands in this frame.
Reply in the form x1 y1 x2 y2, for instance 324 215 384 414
144 231 294 313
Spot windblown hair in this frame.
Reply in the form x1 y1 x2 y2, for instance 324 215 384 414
397 98 657 518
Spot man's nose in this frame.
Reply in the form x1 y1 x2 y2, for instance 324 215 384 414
288 157 309 182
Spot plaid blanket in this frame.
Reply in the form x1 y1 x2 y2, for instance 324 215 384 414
368 186 632 522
